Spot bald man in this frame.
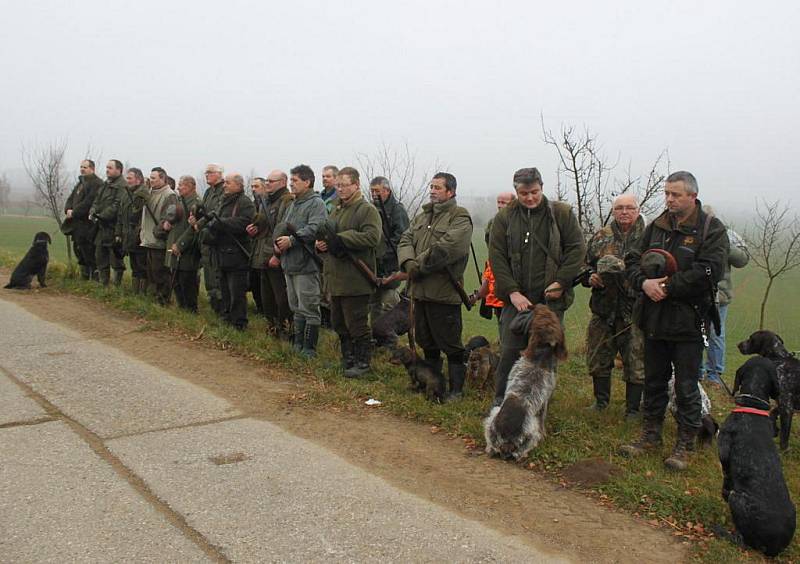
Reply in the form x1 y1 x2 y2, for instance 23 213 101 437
246 170 293 338
584 193 646 418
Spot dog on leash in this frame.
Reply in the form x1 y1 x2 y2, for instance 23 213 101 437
4 232 51 289
465 335 499 392
484 305 567 460
389 346 446 403
718 356 796 557
667 375 719 446
738 330 800 450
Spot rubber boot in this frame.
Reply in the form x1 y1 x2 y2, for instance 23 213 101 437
624 382 644 420
619 417 663 457
80 265 91 281
339 336 355 371
344 338 372 378
113 269 124 287
134 277 146 294
664 425 698 471
293 318 307 352
91 269 100 282
99 269 111 287
446 360 467 402
301 323 319 358
587 377 610 411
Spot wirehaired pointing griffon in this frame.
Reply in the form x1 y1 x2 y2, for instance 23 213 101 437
484 305 567 460
4 231 51 289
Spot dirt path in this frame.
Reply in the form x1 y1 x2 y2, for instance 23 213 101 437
1 284 687 563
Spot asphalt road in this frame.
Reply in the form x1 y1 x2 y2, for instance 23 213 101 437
0 296 568 563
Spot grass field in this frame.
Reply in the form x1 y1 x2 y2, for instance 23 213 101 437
2 213 799 562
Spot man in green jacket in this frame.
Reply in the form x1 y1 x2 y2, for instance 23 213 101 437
316 167 382 377
142 167 177 305
489 167 585 407
398 172 473 401
115 167 149 293
63 159 103 280
247 170 293 339
92 160 125 286
620 171 728 471
165 176 201 313
189 163 226 315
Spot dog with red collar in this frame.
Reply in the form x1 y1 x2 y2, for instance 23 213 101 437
718 356 796 557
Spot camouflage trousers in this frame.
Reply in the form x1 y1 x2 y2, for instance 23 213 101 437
586 314 644 384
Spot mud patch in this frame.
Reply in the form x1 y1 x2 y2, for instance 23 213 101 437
563 457 622 486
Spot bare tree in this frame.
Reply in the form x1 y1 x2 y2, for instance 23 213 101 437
21 138 73 263
746 199 800 329
356 141 442 217
0 173 10 215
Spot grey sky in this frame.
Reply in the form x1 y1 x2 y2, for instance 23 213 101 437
2 0 798 213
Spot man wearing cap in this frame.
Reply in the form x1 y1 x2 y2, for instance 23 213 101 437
398 172 473 401
489 167 585 407
583 193 646 418
620 171 728 471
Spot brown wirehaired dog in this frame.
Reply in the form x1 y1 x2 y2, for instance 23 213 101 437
484 305 567 460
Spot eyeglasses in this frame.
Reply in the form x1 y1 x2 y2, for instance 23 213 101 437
335 183 353 189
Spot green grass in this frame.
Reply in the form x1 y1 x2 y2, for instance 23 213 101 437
2 215 799 562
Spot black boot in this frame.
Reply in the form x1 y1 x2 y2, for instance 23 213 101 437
619 417 663 457
446 359 466 402
80 265 91 280
587 377 611 411
293 318 307 352
624 382 644 420
113 269 124 287
301 323 319 358
664 425 698 471
344 338 372 378
99 269 111 286
339 336 355 371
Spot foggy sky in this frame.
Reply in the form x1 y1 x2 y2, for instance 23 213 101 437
2 0 798 214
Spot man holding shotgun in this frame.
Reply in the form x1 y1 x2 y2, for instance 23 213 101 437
398 172 473 401
274 164 328 357
316 167 382 377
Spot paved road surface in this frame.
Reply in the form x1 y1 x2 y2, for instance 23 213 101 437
0 297 569 563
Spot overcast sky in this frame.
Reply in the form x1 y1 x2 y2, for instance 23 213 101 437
2 0 798 214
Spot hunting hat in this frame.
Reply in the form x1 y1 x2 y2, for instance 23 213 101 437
513 167 543 186
510 308 534 336
596 255 625 275
60 217 75 236
641 248 678 278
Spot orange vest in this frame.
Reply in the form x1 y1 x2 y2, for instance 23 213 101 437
484 261 504 308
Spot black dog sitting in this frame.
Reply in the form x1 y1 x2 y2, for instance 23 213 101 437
389 346 446 403
718 356 796 557
4 232 51 289
738 330 800 450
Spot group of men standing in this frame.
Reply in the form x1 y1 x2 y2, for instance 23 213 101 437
63 158 742 469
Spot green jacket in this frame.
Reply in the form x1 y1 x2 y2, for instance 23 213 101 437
489 197 585 311
626 201 729 341
585 216 645 323
165 192 201 271
719 229 749 306
323 191 382 297
198 181 225 253
250 188 292 269
115 183 149 253
374 192 410 276
398 198 473 305
64 173 103 242
92 174 125 246
206 191 256 271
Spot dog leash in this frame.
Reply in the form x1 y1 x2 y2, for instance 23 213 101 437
731 407 770 416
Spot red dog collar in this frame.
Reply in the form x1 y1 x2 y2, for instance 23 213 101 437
732 407 771 417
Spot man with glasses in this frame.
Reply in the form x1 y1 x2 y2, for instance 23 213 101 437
398 172 473 401
247 170 293 339
190 163 225 314
583 193 646 418
316 168 381 376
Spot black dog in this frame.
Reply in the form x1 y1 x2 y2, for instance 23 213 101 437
718 357 796 556
389 346 446 403
738 330 800 450
372 294 410 348
4 232 51 289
